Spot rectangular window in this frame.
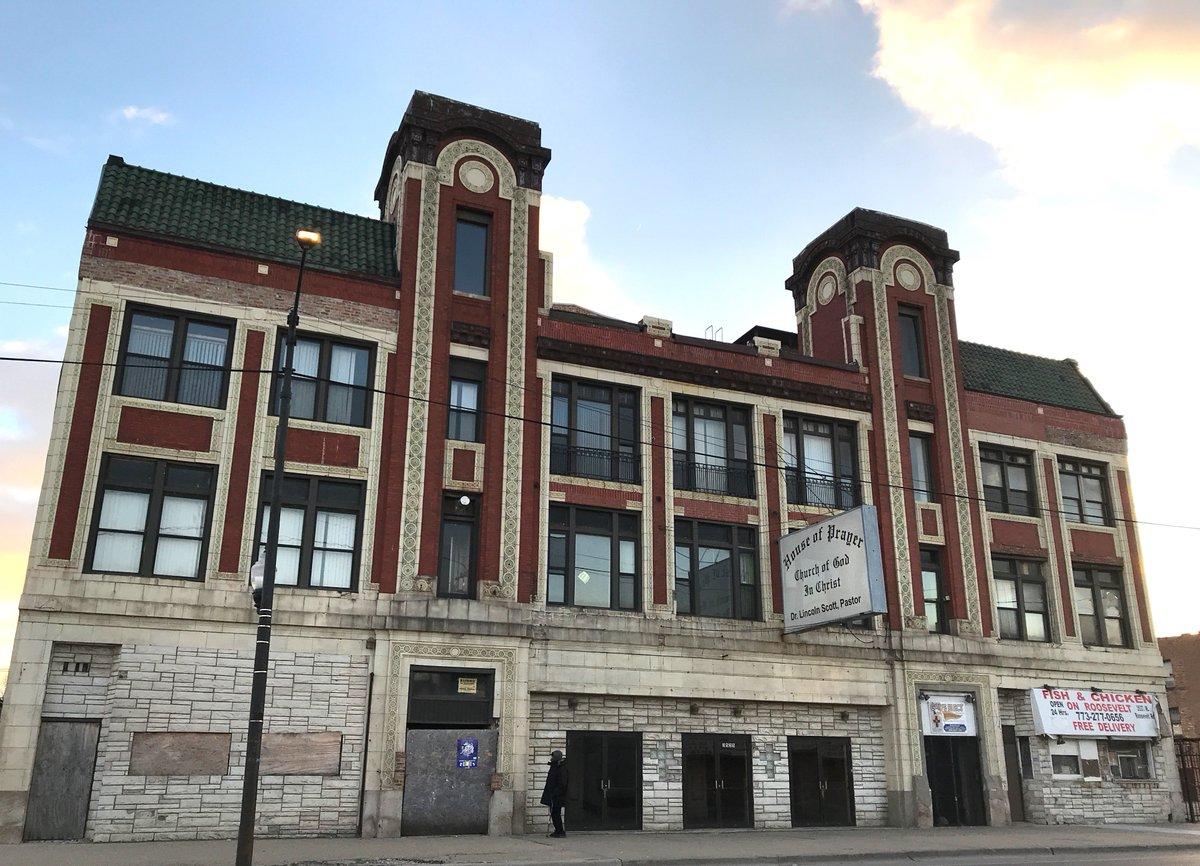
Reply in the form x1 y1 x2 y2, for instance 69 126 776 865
782 415 858 509
1170 706 1182 726
1058 458 1112 526
256 473 363 590
1110 742 1151 780
550 378 640 482
897 305 927 378
674 520 758 620
439 495 477 598
993 558 1049 642
672 397 753 497
979 446 1036 516
454 210 490 296
909 433 935 503
272 333 373 427
1051 738 1100 780
921 548 949 634
1074 566 1130 648
547 506 639 611
87 454 216 580
448 358 485 442
116 307 233 408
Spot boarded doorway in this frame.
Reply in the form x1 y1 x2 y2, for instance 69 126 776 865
24 719 101 841
401 667 497 836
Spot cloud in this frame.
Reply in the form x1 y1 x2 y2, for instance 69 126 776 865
781 0 837 14
117 105 174 126
858 0 1200 637
539 195 642 322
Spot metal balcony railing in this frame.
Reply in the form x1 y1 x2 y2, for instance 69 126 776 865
672 458 755 498
784 468 859 510
550 443 640 483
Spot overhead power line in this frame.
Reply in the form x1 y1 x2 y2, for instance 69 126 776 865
0 352 1193 534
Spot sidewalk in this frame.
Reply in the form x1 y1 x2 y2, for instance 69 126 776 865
6 823 1200 866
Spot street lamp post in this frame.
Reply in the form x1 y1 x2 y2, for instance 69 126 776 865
235 228 322 866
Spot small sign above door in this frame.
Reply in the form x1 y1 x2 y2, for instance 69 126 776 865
457 676 478 694
920 693 977 737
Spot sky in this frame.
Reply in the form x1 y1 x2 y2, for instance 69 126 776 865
1 0 1198 672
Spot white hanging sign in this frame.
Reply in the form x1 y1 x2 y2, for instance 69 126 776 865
1030 687 1159 739
779 505 887 633
920 693 978 737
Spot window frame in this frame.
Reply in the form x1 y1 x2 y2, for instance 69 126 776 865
438 494 479 599
1058 458 1113 526
979 445 1037 517
1073 565 1131 648
909 432 935 504
269 330 376 429
447 358 485 443
992 557 1050 642
673 519 759 621
254 472 365 592
84 453 217 581
453 208 492 297
1109 741 1152 781
920 547 950 634
1050 738 1101 780
781 413 859 509
550 376 641 483
897 305 928 378
547 505 640 611
114 303 235 409
671 396 754 498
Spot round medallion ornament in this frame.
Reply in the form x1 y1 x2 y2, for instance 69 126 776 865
896 262 922 291
458 160 494 194
817 274 837 305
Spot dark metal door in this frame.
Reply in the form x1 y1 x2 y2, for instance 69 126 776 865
789 736 855 827
924 736 985 826
566 731 642 830
682 734 753 829
1001 725 1026 822
24 719 101 841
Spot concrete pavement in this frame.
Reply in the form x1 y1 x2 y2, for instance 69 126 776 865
5 823 1200 866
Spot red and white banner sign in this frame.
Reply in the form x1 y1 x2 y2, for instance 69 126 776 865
1031 687 1159 739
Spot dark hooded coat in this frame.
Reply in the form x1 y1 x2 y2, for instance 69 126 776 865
540 758 568 807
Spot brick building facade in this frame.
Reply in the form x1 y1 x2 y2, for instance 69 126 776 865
1160 634 1200 739
0 92 1182 843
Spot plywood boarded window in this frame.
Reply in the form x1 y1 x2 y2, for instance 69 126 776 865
128 731 230 776
261 732 343 775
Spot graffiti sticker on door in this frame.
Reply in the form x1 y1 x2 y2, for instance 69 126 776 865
456 737 478 769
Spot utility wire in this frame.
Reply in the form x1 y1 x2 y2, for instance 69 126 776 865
0 352 1194 534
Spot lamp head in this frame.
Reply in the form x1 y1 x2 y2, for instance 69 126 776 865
295 228 322 249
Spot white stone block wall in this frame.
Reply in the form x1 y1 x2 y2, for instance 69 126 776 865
998 689 1172 824
526 693 886 832
37 641 369 841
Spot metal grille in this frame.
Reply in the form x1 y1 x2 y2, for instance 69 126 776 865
1177 737 1200 822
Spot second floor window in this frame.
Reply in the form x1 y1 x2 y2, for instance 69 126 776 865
551 378 640 482
993 557 1048 642
897 305 927 378
547 506 639 611
1074 566 1129 648
87 454 215 580
256 473 363 590
448 359 484 442
782 415 858 509
672 398 753 497
980 446 1036 516
909 433 934 503
674 520 758 620
1059 458 1111 525
921 548 949 634
117 308 232 409
273 333 373 427
439 495 477 598
454 210 490 296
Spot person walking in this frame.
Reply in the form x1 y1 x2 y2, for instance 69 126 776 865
540 748 568 837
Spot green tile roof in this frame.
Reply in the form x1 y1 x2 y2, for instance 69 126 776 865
89 157 397 280
959 341 1116 416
